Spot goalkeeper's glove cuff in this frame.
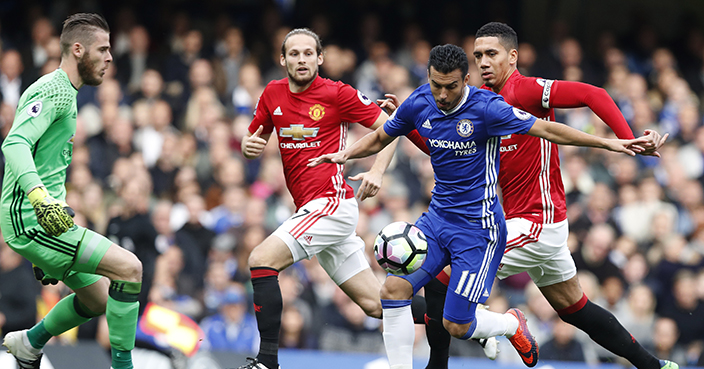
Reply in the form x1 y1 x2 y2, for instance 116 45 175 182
28 186 50 206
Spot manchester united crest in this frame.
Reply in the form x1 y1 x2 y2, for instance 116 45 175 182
456 119 473 137
309 104 325 121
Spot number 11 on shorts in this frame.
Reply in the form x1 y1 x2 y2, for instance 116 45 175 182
455 270 477 297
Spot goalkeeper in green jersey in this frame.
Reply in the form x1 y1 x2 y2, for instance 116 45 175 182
1 13 142 369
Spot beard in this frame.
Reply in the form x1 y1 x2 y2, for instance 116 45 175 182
287 64 318 87
77 52 103 86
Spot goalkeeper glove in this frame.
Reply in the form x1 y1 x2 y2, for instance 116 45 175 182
32 264 59 285
27 186 75 237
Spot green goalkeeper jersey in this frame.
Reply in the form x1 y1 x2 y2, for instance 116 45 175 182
1 68 78 242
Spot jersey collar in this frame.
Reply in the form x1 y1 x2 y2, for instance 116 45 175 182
57 68 79 92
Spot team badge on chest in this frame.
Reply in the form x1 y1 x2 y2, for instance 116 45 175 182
309 104 325 121
456 119 473 137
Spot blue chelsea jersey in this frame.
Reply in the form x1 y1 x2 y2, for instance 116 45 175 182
384 85 537 227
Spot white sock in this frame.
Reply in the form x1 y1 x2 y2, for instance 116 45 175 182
382 304 414 369
469 309 519 339
22 331 42 355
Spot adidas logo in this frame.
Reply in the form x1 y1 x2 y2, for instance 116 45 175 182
483 289 490 297
422 119 432 129
273 106 283 115
303 235 313 244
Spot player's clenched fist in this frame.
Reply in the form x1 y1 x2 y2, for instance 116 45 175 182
242 125 267 159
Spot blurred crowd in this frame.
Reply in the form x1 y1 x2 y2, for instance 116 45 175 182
1 4 704 368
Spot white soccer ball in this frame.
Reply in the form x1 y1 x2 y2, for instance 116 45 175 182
374 221 428 275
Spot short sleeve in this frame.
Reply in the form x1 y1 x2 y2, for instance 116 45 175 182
336 84 382 128
484 95 537 137
383 98 415 137
249 90 274 135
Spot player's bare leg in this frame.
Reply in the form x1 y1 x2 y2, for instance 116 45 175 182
242 234 295 369
537 275 583 310
540 275 666 369
338 268 382 318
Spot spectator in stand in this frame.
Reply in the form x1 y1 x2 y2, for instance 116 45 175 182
648 317 688 366
215 26 249 97
134 99 179 169
200 282 259 353
209 185 247 234
572 223 624 285
521 283 557 347
232 63 264 116
540 317 587 362
174 193 215 292
82 181 109 234
320 44 356 86
130 68 165 105
0 49 28 109
280 302 316 349
114 25 158 95
202 260 237 315
261 26 291 83
318 288 383 354
616 284 657 348
659 270 704 353
149 245 203 319
569 182 619 241
354 41 393 102
164 28 203 89
22 17 55 81
106 176 159 312
232 224 267 283
618 177 679 246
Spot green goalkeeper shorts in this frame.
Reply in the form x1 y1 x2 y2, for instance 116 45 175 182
7 225 112 290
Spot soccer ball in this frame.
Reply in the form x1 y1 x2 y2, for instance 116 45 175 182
374 221 428 275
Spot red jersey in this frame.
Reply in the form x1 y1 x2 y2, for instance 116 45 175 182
482 70 633 224
485 71 564 224
250 76 382 210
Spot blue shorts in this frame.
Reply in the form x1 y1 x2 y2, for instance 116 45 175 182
401 209 507 324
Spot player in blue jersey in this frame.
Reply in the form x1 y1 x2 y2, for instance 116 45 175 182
308 44 649 369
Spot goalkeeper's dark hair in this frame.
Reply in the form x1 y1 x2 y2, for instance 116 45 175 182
60 13 110 56
428 44 469 77
281 28 323 56
475 22 518 51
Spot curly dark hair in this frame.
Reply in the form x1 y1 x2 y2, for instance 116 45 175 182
475 22 518 51
427 44 469 76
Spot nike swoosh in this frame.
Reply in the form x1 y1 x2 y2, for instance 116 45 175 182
519 350 535 365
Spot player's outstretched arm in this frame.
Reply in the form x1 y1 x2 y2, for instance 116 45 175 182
241 125 270 159
352 110 399 201
527 119 649 156
550 81 634 139
308 125 396 168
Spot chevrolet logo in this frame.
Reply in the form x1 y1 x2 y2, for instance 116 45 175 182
279 124 319 140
